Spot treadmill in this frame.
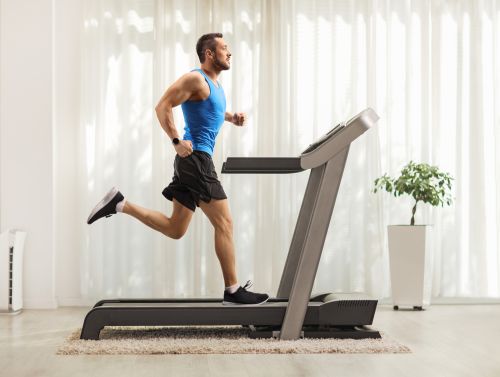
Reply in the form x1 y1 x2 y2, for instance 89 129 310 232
80 108 381 340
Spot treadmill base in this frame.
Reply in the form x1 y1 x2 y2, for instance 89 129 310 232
248 325 381 339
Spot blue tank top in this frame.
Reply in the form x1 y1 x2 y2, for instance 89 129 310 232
181 68 226 155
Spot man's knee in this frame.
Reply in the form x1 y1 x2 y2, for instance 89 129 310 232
152 213 190 240
165 224 188 240
166 204 193 239
214 216 233 235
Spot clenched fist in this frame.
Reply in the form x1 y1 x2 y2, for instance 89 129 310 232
231 112 246 126
174 140 193 157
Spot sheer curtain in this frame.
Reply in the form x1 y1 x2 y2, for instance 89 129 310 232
77 0 500 301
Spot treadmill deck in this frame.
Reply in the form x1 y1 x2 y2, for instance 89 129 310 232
81 296 378 340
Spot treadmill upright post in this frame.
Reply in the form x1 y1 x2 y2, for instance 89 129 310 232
277 164 323 298
279 147 350 340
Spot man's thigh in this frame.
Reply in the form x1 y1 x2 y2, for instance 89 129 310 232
171 198 195 230
199 199 232 228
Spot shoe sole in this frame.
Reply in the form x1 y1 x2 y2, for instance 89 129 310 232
221 297 269 306
87 187 119 224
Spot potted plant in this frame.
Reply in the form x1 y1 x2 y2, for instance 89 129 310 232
373 161 453 310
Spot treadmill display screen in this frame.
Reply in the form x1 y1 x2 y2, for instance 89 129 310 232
302 122 345 154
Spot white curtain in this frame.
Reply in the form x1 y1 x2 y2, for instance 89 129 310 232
78 0 500 301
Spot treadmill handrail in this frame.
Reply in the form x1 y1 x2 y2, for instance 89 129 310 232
222 157 303 174
220 108 379 173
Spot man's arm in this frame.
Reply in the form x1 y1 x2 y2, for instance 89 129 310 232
155 73 203 156
224 112 234 122
155 73 202 139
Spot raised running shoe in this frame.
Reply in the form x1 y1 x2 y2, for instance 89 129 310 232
87 187 124 225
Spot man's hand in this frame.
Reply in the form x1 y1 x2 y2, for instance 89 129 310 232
231 112 246 126
174 140 193 157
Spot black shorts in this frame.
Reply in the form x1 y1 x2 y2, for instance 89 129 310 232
162 150 227 212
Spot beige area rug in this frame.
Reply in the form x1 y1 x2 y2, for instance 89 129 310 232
57 326 411 355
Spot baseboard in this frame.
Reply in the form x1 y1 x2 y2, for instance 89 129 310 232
23 298 58 309
430 297 500 305
56 297 96 307
22 297 97 308
378 297 500 305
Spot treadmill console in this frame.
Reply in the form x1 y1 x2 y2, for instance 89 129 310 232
301 122 346 154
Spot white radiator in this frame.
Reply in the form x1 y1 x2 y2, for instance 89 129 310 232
0 230 26 314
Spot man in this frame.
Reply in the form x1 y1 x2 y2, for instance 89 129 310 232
87 33 269 305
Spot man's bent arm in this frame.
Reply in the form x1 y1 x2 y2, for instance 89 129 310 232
224 112 234 122
155 73 202 140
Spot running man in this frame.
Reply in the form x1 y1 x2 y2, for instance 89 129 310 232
87 33 269 305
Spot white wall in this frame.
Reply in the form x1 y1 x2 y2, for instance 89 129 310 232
53 0 83 306
0 0 56 308
0 0 83 308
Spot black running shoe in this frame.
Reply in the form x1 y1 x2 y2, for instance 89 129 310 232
222 281 269 305
87 187 124 224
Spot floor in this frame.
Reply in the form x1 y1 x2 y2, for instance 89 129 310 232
0 305 499 377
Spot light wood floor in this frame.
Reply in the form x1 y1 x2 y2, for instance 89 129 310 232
0 305 499 377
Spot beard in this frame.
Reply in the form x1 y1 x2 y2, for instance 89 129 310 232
213 54 230 71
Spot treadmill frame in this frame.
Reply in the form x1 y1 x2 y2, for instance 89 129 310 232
80 108 380 341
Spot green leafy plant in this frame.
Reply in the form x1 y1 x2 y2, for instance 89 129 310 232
373 161 454 225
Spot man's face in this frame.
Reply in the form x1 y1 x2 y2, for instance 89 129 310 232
210 38 231 70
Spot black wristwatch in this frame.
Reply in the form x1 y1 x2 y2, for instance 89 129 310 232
172 137 180 145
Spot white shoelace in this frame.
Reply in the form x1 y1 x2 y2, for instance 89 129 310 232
242 280 253 290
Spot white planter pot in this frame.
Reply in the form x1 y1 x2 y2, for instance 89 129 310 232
388 225 433 310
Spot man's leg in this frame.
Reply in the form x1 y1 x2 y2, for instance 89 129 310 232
199 199 237 287
123 199 194 239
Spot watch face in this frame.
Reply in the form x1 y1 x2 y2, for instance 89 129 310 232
173 138 179 145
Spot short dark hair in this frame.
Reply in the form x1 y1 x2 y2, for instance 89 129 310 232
196 33 223 63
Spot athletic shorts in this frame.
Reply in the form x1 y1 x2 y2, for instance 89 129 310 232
162 150 227 212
